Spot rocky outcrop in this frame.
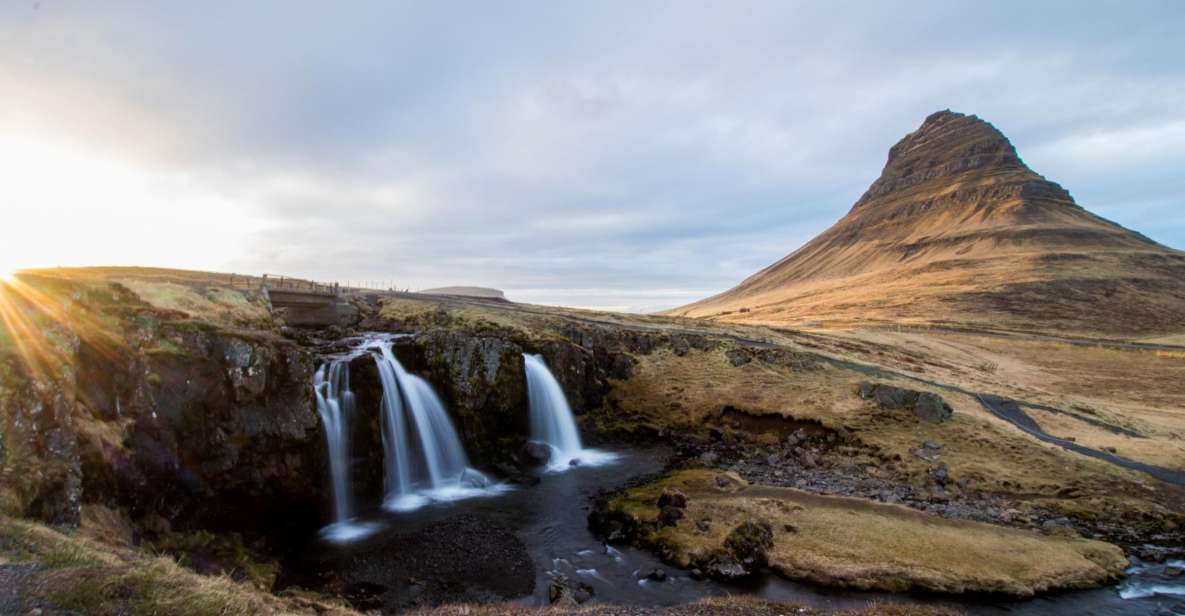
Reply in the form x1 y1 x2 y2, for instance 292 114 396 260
858 382 952 423
0 276 325 548
415 330 529 464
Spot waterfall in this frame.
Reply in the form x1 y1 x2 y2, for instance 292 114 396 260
523 353 617 471
311 335 506 541
313 358 376 542
369 338 503 511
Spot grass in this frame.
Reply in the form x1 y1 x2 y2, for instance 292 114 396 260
118 279 271 327
1143 333 1185 346
609 470 1127 596
0 514 357 616
378 291 1184 536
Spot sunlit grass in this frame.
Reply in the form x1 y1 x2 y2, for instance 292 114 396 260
0 273 125 383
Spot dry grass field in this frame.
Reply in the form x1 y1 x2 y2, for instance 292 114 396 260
606 470 1126 595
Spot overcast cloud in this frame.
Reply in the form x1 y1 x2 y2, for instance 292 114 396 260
2 1 1183 311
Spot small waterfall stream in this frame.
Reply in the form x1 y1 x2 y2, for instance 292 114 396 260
523 353 617 471
370 338 501 511
313 356 378 541
313 334 507 541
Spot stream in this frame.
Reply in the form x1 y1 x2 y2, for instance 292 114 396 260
286 446 1183 615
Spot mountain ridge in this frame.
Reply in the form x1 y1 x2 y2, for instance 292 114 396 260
669 111 1185 336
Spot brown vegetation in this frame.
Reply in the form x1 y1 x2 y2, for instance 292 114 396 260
606 470 1126 596
669 111 1185 337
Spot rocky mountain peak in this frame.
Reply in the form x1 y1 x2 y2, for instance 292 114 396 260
854 110 1027 208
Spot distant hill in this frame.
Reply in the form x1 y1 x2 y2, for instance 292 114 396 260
668 111 1185 336
419 286 509 301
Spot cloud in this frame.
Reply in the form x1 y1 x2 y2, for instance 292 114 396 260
1 1 1183 311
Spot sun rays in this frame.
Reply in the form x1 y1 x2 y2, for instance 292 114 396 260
0 272 125 386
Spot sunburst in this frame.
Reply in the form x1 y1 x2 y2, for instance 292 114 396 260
0 272 124 384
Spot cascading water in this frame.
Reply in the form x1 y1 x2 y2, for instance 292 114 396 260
523 353 617 471
369 338 504 511
313 357 377 542
311 335 506 541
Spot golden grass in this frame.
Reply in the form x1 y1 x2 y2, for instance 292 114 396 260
0 514 357 616
380 292 1181 530
1144 334 1185 346
118 279 271 327
610 471 1127 596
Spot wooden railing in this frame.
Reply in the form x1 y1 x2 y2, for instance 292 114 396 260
224 274 409 297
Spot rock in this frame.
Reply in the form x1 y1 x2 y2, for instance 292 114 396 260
725 349 752 366
931 463 950 485
860 383 952 423
657 488 688 510
799 452 818 469
724 519 774 569
608 354 637 379
1041 518 1076 537
645 568 668 582
699 451 720 465
872 384 912 409
857 382 877 399
521 441 552 466
548 574 593 606
658 506 685 527
689 568 705 580
1166 566 1184 577
696 519 712 532
704 556 749 580
713 472 747 491
923 440 944 451
914 392 953 423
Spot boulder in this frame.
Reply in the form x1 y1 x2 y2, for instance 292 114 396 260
657 488 688 510
914 392 953 423
548 574 593 606
725 349 752 366
521 441 553 467
724 519 774 569
704 555 749 580
658 506 685 527
858 382 953 423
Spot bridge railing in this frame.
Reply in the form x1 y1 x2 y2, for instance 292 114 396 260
221 273 408 297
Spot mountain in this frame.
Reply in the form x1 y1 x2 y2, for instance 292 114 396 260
669 110 1185 336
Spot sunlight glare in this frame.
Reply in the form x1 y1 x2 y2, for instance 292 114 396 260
0 135 266 273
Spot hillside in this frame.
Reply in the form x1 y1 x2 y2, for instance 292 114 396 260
669 111 1185 336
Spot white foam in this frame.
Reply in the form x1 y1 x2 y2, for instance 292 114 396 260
382 470 512 512
319 519 381 543
1119 581 1185 600
576 568 610 584
543 447 620 473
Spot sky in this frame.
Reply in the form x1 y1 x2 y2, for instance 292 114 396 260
1 1 1183 312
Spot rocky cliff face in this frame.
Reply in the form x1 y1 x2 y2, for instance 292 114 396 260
671 110 1185 335
0 276 655 549
0 275 326 549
